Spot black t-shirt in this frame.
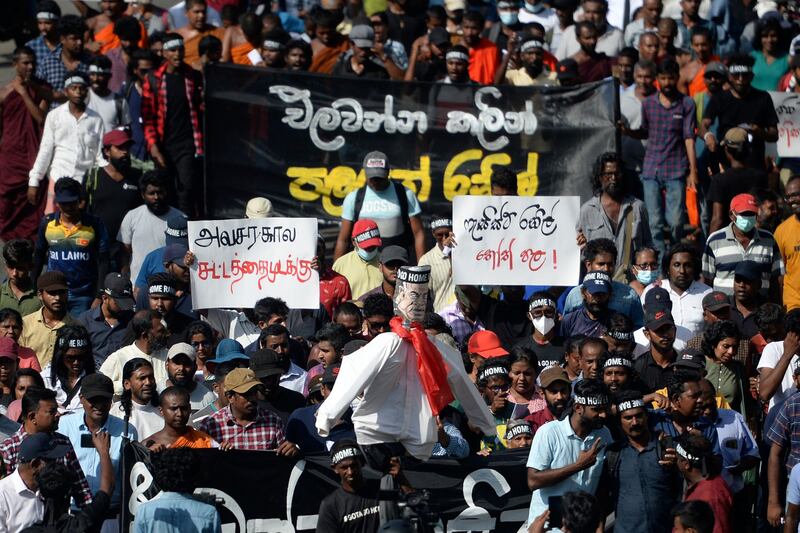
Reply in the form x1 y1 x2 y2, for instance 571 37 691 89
514 336 567 371
85 167 143 243
704 89 779 169
413 58 446 82
316 486 382 533
21 490 110 533
260 388 307 423
163 71 194 151
707 167 767 209
478 297 532 350
331 55 390 80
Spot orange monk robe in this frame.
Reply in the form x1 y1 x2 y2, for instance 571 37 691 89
232 42 256 65
468 38 499 85
94 20 148 54
183 26 227 67
171 428 215 449
688 56 720 97
310 39 350 74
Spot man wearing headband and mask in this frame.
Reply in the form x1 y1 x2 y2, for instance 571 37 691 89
526 379 612 528
515 292 565 370
604 390 681 533
418 215 456 313
317 265 495 467
503 35 558 86
677 433 733 533
332 219 383 300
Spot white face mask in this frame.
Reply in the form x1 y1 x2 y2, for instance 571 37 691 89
532 316 555 335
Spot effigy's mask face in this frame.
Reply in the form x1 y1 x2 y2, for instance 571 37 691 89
394 266 431 324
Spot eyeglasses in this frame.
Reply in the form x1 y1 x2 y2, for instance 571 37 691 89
489 384 510 392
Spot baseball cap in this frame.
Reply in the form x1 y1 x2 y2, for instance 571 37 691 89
246 197 273 219
734 260 762 282
352 219 382 249
349 24 375 48
167 342 196 361
102 129 133 148
322 363 341 385
102 273 135 311
644 307 675 330
429 27 451 47
730 193 758 214
54 178 82 203
704 61 728 78
721 127 748 150
363 151 389 179
163 244 188 268
556 58 579 82
224 368 262 394
249 349 285 378
37 271 68 292
539 366 571 388
380 245 409 266
702 291 730 311
19 433 69 463
0 338 19 362
644 287 671 310
672 348 706 370
164 215 188 246
467 331 509 358
80 373 114 400
582 271 612 295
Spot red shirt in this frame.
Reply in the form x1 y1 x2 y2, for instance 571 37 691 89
525 407 555 436
320 268 352 317
685 475 733 533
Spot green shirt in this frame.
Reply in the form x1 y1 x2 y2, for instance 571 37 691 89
0 281 41 317
704 356 746 415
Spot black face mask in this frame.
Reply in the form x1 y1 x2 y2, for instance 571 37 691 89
110 155 131 172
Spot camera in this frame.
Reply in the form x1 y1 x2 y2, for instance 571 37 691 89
378 489 437 533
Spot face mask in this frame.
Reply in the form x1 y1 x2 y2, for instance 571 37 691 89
499 11 519 25
636 269 659 285
524 1 544 12
532 316 555 335
357 247 378 261
734 215 756 233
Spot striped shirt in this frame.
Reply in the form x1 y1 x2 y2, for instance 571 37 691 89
767 390 800 472
418 246 455 313
701 224 784 296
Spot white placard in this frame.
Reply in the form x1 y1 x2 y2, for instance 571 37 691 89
770 91 800 158
452 195 580 286
187 218 319 309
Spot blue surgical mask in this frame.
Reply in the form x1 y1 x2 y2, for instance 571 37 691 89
357 247 378 261
734 215 757 233
524 1 544 12
636 269 659 285
499 11 519 25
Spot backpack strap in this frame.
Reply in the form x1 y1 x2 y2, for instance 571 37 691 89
353 186 367 222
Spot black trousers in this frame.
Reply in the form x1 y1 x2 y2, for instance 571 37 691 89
164 145 202 217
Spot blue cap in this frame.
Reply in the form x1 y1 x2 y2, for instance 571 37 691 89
582 271 611 294
734 260 762 282
164 215 188 246
19 433 69 463
163 244 188 268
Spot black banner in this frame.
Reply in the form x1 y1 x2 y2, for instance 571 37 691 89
122 443 532 532
204 64 616 220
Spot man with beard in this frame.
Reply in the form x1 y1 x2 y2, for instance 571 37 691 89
776 175 800 311
250 348 305 423
525 366 571 436
754 189 780 234
405 27 449 82
283 39 312 71
358 246 409 303
111 358 162 438
702 54 779 172
143 386 214 449
20 272 76 369
0 47 49 242
604 390 681 533
119 170 186 284
623 0 664 48
100 309 169 396
105 15 143 93
84 129 143 269
79 273 135 367
555 0 623 60
86 54 130 132
259 29 290 69
256 324 307 395
526 379 612 526
578 152 652 274
571 21 613 84
161 343 214 412
146 273 194 346
515 292 565 370
634 306 679 391
621 58 698 257
503 36 557 86
561 271 612 338
729 261 764 342
174 0 225 68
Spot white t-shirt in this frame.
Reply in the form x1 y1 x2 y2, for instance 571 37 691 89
118 205 186 283
111 401 164 440
87 89 131 133
757 340 799 411
341 184 422 239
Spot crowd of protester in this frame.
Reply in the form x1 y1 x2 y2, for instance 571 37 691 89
2 0 800 531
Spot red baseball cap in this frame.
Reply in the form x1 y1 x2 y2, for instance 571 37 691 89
352 219 382 249
467 331 509 358
730 193 758 214
102 129 133 147
0 338 19 361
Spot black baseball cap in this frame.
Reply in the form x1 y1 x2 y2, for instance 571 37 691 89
80 373 114 400
671 348 706 370
702 291 730 311
54 178 82 203
103 273 135 311
19 433 69 463
644 287 671 310
644 306 674 330
734 261 762 282
380 246 409 266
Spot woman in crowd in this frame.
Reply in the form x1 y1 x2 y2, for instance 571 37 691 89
0 308 41 371
43 326 96 414
630 247 660 295
750 17 789 91
185 321 216 382
6 367 44 422
701 320 749 416
506 346 545 418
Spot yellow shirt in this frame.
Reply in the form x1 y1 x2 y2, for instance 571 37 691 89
332 250 382 300
20 309 76 368
652 386 731 410
775 215 800 310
